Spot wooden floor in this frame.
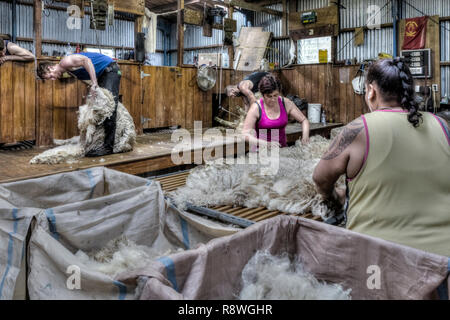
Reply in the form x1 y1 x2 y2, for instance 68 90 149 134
0 123 342 184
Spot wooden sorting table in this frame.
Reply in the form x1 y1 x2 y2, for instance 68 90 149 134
0 123 342 184
155 170 323 227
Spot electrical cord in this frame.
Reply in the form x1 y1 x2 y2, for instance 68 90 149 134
336 0 393 60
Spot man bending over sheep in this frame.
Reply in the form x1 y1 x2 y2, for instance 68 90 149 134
37 52 122 157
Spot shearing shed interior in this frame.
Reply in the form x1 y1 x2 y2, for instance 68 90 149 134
0 0 449 304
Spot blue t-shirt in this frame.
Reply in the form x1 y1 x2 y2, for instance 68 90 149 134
69 52 113 80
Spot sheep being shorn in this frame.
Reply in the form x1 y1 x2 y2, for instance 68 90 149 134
170 135 345 219
30 87 136 164
239 251 352 300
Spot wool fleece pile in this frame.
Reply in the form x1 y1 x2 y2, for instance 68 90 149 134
239 251 352 300
30 87 136 164
170 135 345 219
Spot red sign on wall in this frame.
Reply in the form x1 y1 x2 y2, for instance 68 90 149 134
402 16 428 50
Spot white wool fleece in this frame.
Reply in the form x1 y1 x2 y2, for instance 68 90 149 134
239 251 352 300
170 135 345 219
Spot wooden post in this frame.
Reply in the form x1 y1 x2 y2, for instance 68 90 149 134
34 0 42 58
282 0 287 35
134 15 143 61
228 6 235 68
177 0 185 67
288 0 296 13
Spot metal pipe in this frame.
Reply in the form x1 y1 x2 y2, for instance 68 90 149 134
393 0 400 57
12 0 17 42
186 204 254 228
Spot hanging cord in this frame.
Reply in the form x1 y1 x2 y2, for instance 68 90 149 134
90 0 102 54
336 0 392 59
218 9 225 111
402 0 450 32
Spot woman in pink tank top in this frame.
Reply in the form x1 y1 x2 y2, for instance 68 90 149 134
242 74 310 149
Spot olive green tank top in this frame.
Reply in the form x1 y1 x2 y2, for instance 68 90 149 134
346 110 450 257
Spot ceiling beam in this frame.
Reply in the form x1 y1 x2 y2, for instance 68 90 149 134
226 0 283 16
149 0 283 17
149 0 212 13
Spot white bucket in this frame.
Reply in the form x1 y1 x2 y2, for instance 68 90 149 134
308 104 322 123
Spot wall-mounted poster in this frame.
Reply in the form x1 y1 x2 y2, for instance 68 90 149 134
297 36 332 64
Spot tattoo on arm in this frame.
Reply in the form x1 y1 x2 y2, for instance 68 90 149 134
322 118 364 160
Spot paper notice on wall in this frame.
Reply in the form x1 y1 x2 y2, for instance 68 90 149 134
297 36 332 64
319 50 328 63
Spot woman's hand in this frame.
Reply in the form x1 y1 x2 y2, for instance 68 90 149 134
301 135 310 144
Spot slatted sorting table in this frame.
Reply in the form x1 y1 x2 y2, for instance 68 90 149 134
155 170 323 226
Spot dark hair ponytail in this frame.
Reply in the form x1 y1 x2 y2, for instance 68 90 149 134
366 57 423 127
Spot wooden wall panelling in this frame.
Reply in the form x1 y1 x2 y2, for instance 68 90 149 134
304 65 312 103
319 64 326 116
53 79 66 140
177 68 186 128
154 66 165 128
167 68 177 127
184 67 195 129
119 64 142 134
37 80 54 146
131 65 143 134
193 74 202 124
24 63 36 140
338 67 347 124
311 64 320 104
141 66 156 129
297 65 305 99
13 63 25 141
346 67 356 123
332 66 340 124
65 78 79 138
1 62 13 143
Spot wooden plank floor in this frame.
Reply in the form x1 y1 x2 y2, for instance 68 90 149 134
0 123 342 184
155 170 323 225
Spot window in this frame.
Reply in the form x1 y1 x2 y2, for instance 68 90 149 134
85 47 115 58
297 36 332 64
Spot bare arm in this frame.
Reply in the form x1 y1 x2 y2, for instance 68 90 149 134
313 117 365 201
0 42 35 64
284 97 310 144
241 102 280 148
239 80 257 106
60 54 98 86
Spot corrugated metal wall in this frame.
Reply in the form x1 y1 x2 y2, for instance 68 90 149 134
340 0 393 29
402 0 450 18
0 1 13 35
0 0 134 58
441 20 450 99
165 10 247 66
337 28 394 62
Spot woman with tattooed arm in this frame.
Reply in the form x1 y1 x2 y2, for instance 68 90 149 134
312 58 450 258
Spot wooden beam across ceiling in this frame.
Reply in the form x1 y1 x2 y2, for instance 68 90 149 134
148 0 283 17
226 0 282 16
149 0 216 13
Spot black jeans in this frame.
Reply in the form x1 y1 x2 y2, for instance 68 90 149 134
98 62 121 152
